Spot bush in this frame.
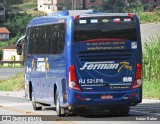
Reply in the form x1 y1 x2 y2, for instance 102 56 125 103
0 36 20 60
3 13 32 37
143 34 160 81
137 11 160 23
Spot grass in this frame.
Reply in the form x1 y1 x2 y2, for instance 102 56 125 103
26 10 46 17
130 2 160 24
0 72 24 91
12 1 37 12
143 34 160 99
11 1 45 17
138 11 160 24
0 36 19 49
143 34 160 81
0 64 24 68
143 80 160 100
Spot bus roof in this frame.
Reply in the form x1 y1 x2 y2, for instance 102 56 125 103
28 10 134 27
79 13 130 18
27 16 65 27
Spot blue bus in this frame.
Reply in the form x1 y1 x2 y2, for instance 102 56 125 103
17 10 142 116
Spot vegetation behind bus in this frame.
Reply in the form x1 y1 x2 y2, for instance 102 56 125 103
143 34 160 81
143 34 160 99
0 72 24 91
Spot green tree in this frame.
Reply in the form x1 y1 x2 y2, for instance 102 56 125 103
3 13 32 37
103 0 129 12
5 0 23 5
57 0 72 10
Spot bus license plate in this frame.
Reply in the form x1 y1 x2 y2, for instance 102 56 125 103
101 94 113 99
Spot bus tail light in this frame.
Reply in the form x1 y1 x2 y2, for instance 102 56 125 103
131 63 142 89
69 65 81 91
74 15 79 20
128 13 134 18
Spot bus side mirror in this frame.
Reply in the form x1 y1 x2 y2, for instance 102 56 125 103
16 44 22 55
16 35 26 55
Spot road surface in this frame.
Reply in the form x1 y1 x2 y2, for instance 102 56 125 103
0 91 160 123
0 68 23 79
140 22 160 43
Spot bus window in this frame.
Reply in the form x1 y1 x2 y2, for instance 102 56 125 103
74 17 137 42
58 23 66 53
28 23 66 55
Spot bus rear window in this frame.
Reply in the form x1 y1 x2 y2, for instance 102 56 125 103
74 16 137 42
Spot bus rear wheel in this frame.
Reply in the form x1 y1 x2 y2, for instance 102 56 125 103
32 91 42 110
55 91 65 116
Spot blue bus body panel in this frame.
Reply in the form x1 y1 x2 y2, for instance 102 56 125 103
65 14 142 107
26 54 66 104
25 16 73 105
66 39 142 107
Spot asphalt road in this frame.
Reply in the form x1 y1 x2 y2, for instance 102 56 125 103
0 68 24 79
0 94 160 123
140 22 160 43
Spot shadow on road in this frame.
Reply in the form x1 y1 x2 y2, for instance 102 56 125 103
42 102 160 121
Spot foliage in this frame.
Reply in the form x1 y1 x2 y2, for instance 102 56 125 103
143 80 160 99
102 0 159 13
57 0 72 10
0 36 19 49
0 0 24 15
3 13 32 37
11 1 37 12
0 36 20 59
143 34 160 81
0 72 24 91
137 11 160 24
143 34 160 99
129 1 160 23
103 0 129 12
26 10 46 17
5 0 24 5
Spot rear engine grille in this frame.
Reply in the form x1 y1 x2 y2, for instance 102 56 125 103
79 50 132 62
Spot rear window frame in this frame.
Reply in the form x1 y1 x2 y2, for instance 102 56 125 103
74 16 137 42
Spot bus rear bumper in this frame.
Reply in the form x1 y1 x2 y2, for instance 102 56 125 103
67 88 142 108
